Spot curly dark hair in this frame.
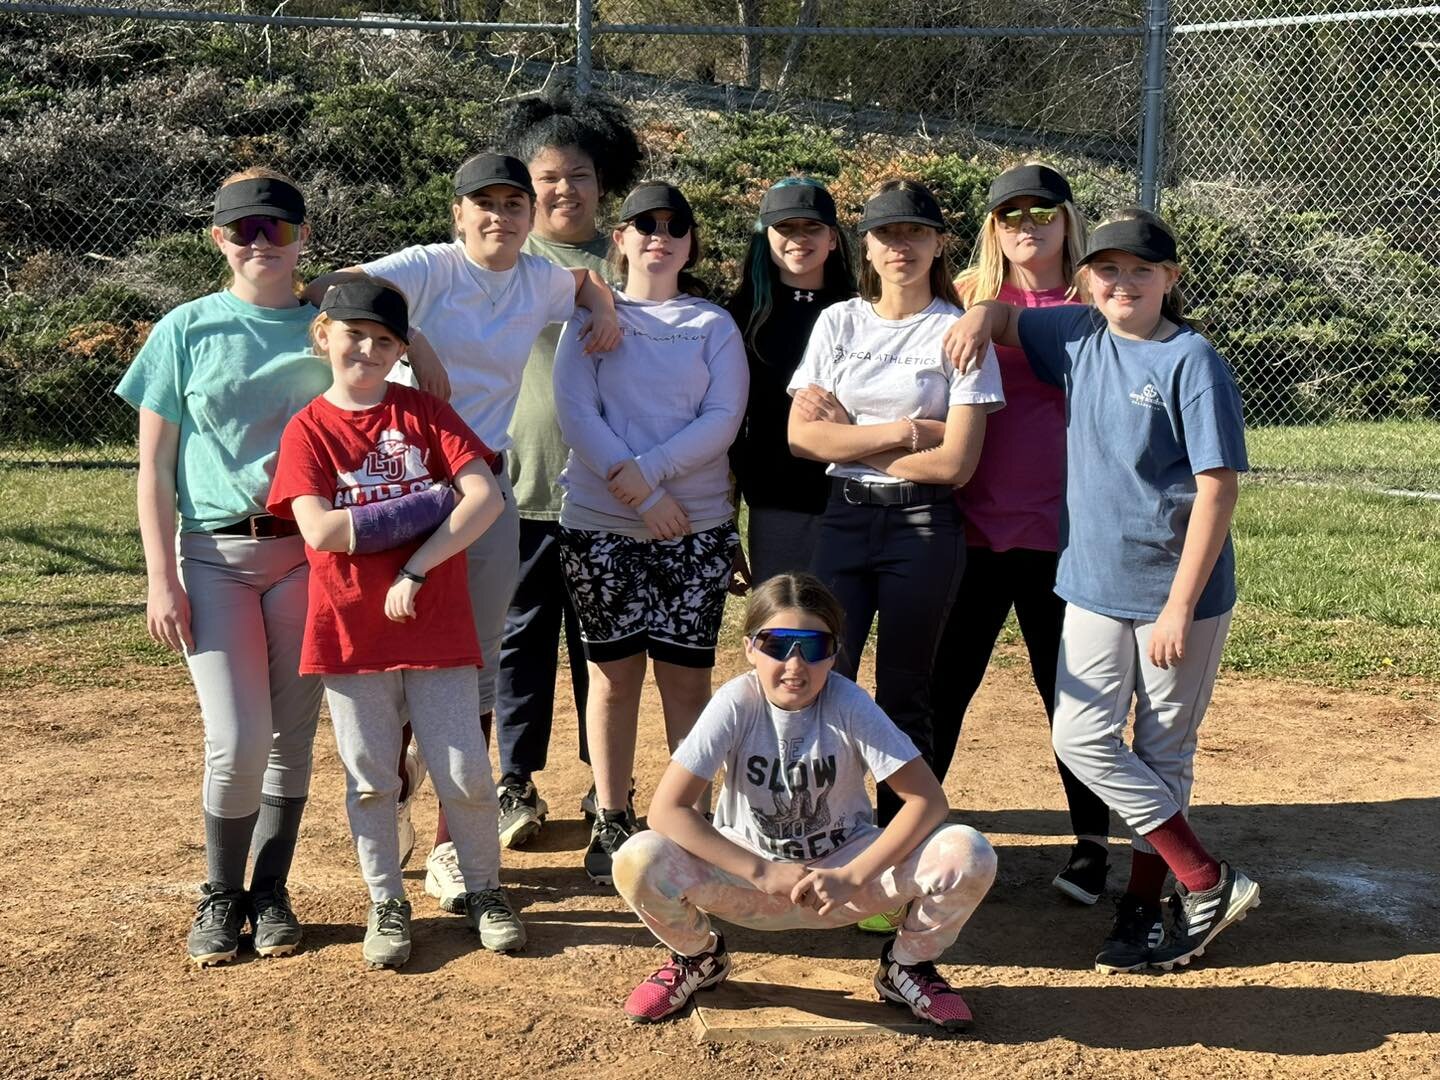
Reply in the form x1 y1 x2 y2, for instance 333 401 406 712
497 88 641 197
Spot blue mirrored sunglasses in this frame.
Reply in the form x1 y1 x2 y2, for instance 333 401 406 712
749 628 838 663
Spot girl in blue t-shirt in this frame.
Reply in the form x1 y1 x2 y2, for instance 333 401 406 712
116 168 329 967
946 207 1259 975
611 573 995 1031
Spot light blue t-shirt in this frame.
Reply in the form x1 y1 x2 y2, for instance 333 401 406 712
115 290 330 532
1018 306 1249 621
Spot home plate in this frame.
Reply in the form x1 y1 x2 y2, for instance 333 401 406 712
691 956 931 1043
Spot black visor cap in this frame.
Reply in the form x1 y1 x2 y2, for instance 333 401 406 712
619 182 694 229
759 183 838 229
212 177 306 226
857 185 946 233
985 164 1073 212
1077 218 1179 268
319 281 411 344
454 153 535 198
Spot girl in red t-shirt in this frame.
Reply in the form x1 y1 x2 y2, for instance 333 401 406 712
267 281 520 968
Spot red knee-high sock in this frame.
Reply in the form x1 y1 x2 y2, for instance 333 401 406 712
1125 850 1170 906
1140 812 1221 893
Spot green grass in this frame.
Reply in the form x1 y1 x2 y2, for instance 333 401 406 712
4 454 1440 691
1248 419 1440 492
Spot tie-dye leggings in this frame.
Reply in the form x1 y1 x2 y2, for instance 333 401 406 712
612 823 996 966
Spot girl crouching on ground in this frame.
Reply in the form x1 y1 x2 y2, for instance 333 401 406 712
267 281 521 968
612 573 997 1031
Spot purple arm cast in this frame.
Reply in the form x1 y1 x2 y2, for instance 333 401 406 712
349 485 456 554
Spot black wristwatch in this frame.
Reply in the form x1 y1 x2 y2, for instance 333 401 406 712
398 568 427 585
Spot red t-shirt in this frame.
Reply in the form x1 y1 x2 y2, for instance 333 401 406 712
955 283 1075 552
267 383 494 675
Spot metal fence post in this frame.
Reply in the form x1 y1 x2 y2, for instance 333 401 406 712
576 0 593 95
1138 0 1170 209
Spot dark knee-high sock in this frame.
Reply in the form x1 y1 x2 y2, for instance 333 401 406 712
205 810 259 891
249 794 307 892
1140 813 1221 893
1125 849 1171 906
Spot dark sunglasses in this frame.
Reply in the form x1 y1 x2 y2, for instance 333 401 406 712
628 212 692 239
749 628 839 664
219 216 303 247
994 204 1061 230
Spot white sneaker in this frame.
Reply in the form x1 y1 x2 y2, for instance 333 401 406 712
396 741 427 866
424 841 467 915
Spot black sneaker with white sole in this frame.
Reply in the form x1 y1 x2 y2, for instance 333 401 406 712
1094 895 1164 974
581 779 636 825
1150 861 1260 972
186 884 249 968
497 774 548 849
1053 840 1109 905
250 882 303 958
584 809 637 884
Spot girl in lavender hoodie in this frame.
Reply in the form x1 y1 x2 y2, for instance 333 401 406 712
553 182 749 884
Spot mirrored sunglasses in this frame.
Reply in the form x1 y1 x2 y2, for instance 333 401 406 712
220 216 303 247
629 212 692 239
994 204 1061 230
750 628 838 663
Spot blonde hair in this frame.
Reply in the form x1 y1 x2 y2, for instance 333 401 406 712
215 167 307 296
1082 206 1194 328
857 180 961 307
955 165 1087 306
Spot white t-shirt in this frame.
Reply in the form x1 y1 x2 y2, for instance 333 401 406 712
673 671 920 862
361 242 576 450
787 296 1005 483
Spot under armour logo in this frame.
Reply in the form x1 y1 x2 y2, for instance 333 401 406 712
794 290 815 302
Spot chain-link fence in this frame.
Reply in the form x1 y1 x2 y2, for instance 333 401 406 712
2 1 1437 489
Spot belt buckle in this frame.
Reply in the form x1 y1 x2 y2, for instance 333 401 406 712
247 515 264 539
842 478 867 506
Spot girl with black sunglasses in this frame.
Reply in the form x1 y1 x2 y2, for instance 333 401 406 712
552 182 748 885
610 572 996 1031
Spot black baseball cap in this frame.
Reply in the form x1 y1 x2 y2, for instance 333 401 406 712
857 184 945 233
454 153 534 198
319 281 411 343
1078 217 1178 267
212 177 306 226
985 164 1073 212
619 181 693 227
759 183 838 228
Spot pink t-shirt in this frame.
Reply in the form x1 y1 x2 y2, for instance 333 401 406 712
955 283 1075 552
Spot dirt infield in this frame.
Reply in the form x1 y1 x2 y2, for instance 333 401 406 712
3 645 1437 1079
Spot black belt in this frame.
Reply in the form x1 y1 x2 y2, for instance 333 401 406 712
212 514 300 539
830 477 953 507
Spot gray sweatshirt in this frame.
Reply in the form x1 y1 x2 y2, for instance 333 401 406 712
554 291 749 535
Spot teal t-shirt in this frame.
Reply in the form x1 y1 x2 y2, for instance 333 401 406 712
507 232 611 519
115 289 331 533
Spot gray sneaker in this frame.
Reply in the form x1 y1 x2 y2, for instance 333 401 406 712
250 883 303 958
363 898 413 968
187 884 248 968
466 888 526 952
497 775 548 849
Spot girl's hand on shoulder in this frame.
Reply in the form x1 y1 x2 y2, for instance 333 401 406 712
385 575 423 622
1148 601 1193 670
146 575 194 654
754 859 810 902
944 307 994 374
406 331 451 401
793 384 848 424
640 492 691 541
606 459 652 506
579 308 622 354
791 865 861 916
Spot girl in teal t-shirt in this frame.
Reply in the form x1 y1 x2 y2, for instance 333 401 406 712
115 169 329 968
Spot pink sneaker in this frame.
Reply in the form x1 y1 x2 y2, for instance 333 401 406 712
623 934 731 1023
874 942 974 1032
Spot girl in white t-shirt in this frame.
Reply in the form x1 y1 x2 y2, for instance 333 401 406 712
612 573 996 1031
305 153 620 912
787 180 1004 873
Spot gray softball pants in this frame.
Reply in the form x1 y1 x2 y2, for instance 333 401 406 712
467 468 520 716
179 533 322 819
1051 604 1232 854
324 667 501 901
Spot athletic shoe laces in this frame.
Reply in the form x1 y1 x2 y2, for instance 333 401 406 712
195 889 243 928
374 900 408 935
469 888 512 920
646 953 704 989
595 815 632 852
253 886 294 921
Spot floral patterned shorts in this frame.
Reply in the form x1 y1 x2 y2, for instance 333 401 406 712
557 522 739 668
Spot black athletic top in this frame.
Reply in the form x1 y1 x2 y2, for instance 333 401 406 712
727 282 854 515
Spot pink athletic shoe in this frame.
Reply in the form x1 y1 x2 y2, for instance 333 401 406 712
623 934 731 1023
874 942 974 1032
